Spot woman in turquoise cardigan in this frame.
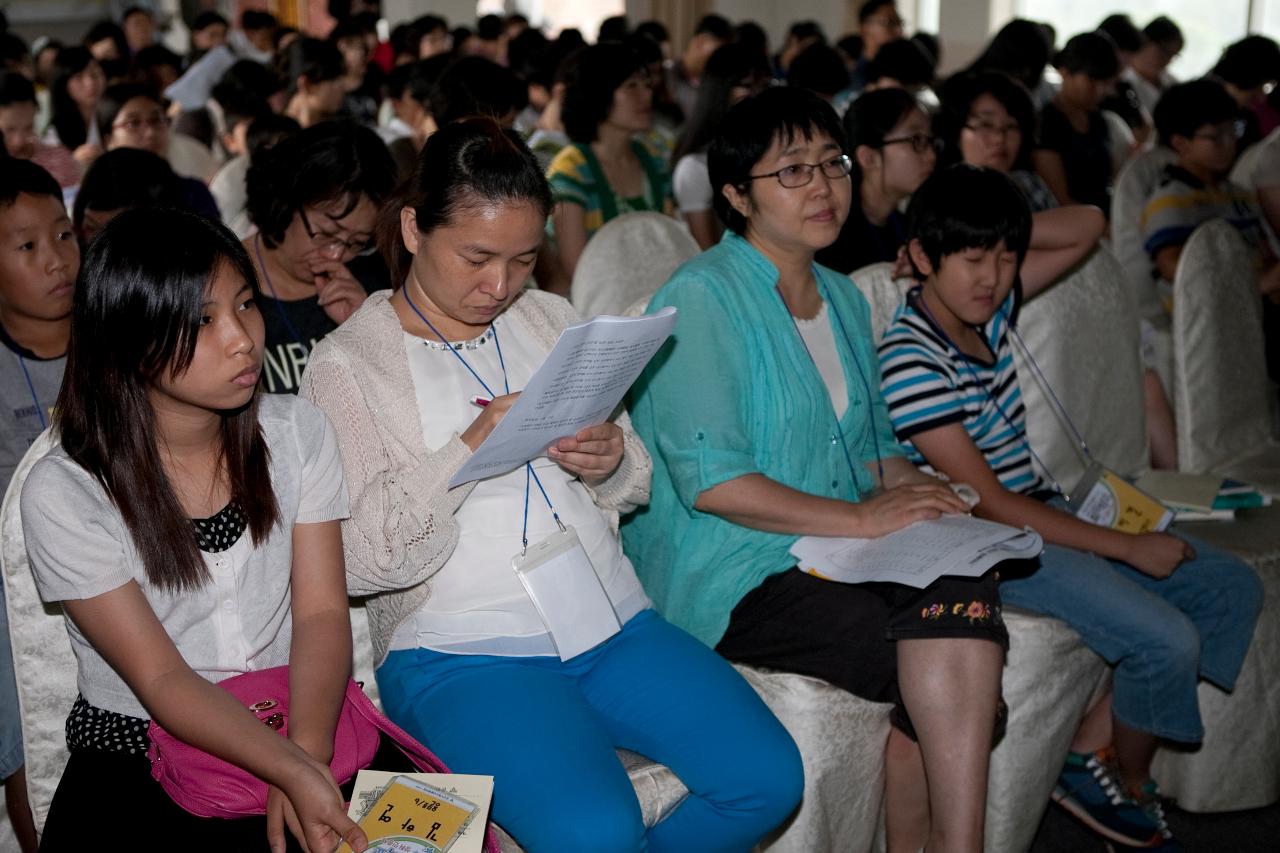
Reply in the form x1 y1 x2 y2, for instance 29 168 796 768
623 88 1007 853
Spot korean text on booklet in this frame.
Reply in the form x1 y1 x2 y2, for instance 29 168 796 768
337 775 479 853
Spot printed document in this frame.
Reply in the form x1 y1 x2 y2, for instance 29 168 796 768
791 515 1043 588
449 308 677 487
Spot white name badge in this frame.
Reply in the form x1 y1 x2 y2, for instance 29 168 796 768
512 525 621 661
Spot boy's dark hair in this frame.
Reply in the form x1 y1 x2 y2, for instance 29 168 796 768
83 19 128 56
275 37 344 95
0 32 27 69
865 38 935 87
733 21 769 60
134 44 181 74
787 21 825 44
966 19 1052 92
1054 31 1120 80
635 21 669 45
1153 78 1239 147
936 70 1036 169
95 82 162 143
911 32 940 69
191 11 228 32
476 14 503 42
73 147 182 229
1212 36 1280 91
413 14 447 35
241 10 278 32
430 56 526 127
1143 16 1183 53
694 14 732 41
906 164 1032 273
787 43 849 97
1097 15 1143 54
246 121 395 248
216 59 286 103
58 207 279 593
380 116 551 283
120 5 152 23
708 87 846 235
245 113 300 161
507 28 554 87
559 44 646 144
859 0 897 23
599 15 629 43
0 159 62 209
0 70 36 107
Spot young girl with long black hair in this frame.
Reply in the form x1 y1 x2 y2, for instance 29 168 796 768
23 208 369 852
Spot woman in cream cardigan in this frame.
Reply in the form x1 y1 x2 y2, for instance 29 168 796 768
299 118 801 853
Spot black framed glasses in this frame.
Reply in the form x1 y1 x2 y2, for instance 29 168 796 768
297 207 376 258
882 133 944 154
963 120 1022 139
748 154 853 188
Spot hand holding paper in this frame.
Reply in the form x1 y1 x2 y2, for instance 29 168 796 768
449 308 677 487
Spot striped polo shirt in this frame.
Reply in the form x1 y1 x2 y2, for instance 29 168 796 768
877 287 1046 495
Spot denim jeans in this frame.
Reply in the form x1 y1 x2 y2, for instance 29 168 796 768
378 610 804 853
1001 528 1263 743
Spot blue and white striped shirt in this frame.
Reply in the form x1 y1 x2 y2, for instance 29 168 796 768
877 288 1045 495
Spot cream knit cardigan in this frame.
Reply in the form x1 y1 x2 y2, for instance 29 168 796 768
299 289 653 667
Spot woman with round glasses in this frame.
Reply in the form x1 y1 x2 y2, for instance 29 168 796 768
816 87 937 274
244 121 396 394
96 82 219 183
624 87 1007 853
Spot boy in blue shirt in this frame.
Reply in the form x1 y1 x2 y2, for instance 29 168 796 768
0 160 79 851
878 164 1262 852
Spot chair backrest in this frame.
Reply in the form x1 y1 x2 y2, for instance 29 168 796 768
1013 246 1149 485
1171 219 1272 472
570 212 700 319
848 262 913 342
2 433 384 832
1101 109 1135 174
2 430 73 828
1111 146 1177 323
1230 128 1280 191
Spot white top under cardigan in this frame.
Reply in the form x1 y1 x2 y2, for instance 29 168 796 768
795 303 849 419
394 315 649 656
21 395 349 718
299 290 654 669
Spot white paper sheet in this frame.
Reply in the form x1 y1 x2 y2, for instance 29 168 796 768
448 308 677 487
348 771 494 853
790 515 1043 588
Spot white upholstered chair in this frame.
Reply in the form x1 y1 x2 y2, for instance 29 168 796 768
570 213 700 320
848 262 912 342
1014 245 1150 486
1111 146 1177 324
1170 219 1280 482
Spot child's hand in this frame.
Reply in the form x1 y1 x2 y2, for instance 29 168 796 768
274 756 367 853
1125 532 1195 579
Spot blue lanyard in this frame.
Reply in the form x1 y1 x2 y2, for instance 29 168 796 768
17 354 45 430
776 282 885 492
910 289 1067 495
253 234 309 351
401 287 562 551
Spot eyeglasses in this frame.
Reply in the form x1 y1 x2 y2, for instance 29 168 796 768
964 120 1022 139
113 111 167 134
748 154 853 188
1192 121 1245 145
297 207 376 258
882 133 943 154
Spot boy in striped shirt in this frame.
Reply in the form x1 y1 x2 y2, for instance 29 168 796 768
877 164 1261 852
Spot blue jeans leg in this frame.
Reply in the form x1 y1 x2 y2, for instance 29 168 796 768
1001 544 1206 742
375 611 802 853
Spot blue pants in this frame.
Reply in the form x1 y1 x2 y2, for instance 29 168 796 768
1001 533 1262 743
377 610 803 853
0 581 23 780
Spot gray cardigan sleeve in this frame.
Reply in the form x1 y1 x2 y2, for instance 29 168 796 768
300 349 477 597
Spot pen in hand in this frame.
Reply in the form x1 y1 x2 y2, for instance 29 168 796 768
470 396 492 409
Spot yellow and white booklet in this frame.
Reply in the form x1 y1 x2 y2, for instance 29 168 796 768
338 772 494 853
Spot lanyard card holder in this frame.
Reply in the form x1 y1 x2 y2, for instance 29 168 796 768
1069 461 1174 533
512 525 621 661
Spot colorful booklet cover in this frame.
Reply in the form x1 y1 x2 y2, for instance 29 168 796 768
336 774 482 853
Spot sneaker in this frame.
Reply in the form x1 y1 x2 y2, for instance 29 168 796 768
1132 780 1183 852
1052 749 1161 847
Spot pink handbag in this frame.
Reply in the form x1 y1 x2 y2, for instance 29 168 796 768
146 666 500 852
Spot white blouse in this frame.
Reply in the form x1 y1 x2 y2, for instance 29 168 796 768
23 395 349 718
796 302 849 419
394 312 650 656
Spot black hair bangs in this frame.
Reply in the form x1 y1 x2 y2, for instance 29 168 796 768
906 164 1032 271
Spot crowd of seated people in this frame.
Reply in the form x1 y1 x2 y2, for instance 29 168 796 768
0 3 1276 852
